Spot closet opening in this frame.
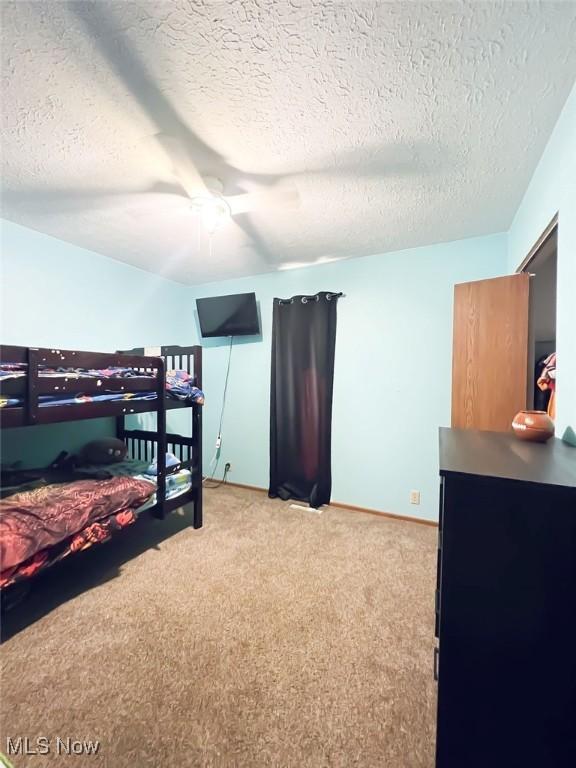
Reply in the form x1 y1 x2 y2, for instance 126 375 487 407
520 215 558 420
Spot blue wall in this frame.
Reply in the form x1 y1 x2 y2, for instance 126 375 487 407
192 234 507 521
0 220 190 466
507 82 576 442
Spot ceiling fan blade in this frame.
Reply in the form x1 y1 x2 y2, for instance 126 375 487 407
233 213 276 265
2 185 191 215
225 193 256 216
155 133 210 199
226 183 300 216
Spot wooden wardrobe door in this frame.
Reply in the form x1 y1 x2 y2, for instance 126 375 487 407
451 273 529 431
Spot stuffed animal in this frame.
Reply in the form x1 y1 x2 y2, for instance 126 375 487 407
145 452 180 475
81 438 127 465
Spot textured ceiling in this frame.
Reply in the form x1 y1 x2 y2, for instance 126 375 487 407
1 1 575 285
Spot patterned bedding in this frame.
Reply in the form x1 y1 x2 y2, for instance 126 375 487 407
0 365 204 408
134 469 193 514
0 364 156 381
0 505 139 589
0 469 193 589
0 476 155 570
1 391 158 408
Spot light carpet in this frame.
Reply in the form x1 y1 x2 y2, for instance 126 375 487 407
1 485 437 767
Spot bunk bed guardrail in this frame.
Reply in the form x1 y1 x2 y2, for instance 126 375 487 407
0 345 167 427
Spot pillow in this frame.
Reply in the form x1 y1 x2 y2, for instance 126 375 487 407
81 438 127 465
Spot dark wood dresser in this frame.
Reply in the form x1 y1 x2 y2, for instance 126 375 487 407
435 427 576 768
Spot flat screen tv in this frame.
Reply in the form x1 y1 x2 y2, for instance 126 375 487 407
196 292 260 338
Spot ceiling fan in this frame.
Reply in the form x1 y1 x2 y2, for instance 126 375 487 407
152 133 300 235
3 130 302 264
4 3 429 267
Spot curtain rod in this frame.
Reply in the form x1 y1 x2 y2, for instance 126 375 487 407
278 292 344 305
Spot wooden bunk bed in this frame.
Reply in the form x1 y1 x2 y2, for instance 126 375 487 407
0 343 203 594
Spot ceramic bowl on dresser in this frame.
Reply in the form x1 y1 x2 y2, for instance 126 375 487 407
511 410 555 442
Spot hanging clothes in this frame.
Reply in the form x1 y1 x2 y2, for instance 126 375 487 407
534 354 552 411
537 352 556 420
269 291 340 508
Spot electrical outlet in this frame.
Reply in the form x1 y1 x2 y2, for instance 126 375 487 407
410 490 420 505
224 462 231 473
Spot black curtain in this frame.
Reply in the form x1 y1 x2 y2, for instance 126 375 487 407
269 291 340 508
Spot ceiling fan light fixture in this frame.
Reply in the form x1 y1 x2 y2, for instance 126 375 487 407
190 195 231 234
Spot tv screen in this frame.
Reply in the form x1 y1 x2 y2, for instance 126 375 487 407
196 292 260 338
